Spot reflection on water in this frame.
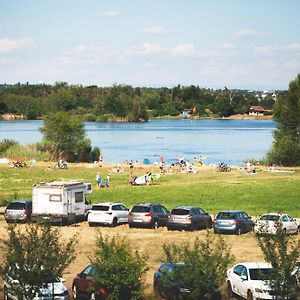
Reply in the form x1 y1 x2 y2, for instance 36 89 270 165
0 119 276 166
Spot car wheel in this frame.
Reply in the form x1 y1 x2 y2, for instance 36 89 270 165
226 282 234 298
111 218 118 227
153 220 159 229
247 290 253 300
129 223 134 228
167 226 172 231
72 285 78 300
89 222 94 227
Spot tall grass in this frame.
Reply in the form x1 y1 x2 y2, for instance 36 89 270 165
1 144 51 161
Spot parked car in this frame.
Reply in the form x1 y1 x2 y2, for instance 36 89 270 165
154 262 222 299
226 262 296 300
88 202 129 227
128 203 169 229
213 210 254 235
4 273 69 300
167 206 212 231
72 264 108 300
4 200 32 223
254 213 300 235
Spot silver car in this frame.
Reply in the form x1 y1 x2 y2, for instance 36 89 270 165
4 200 32 223
167 206 212 231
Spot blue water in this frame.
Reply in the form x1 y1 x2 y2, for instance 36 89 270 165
0 119 276 166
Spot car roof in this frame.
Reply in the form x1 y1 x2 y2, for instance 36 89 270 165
260 213 284 217
9 200 32 203
235 262 272 269
172 206 195 210
92 202 122 206
133 203 161 206
218 210 244 213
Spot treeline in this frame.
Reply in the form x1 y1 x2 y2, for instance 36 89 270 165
0 82 283 121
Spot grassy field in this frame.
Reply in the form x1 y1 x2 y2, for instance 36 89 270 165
0 162 300 299
0 162 299 216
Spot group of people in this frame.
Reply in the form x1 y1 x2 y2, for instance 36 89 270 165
96 172 110 188
57 158 68 169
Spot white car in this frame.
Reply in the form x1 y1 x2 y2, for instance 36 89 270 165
88 202 129 227
226 262 296 300
4 276 69 300
254 213 300 235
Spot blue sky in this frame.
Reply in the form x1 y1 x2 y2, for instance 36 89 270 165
0 0 299 89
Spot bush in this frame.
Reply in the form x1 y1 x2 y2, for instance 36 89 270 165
0 224 77 300
91 234 149 300
256 227 300 298
162 232 234 299
0 139 18 154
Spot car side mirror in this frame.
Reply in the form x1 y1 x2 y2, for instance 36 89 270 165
241 275 248 281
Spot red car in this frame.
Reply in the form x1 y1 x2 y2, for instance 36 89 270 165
72 264 108 300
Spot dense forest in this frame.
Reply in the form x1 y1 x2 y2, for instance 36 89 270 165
0 82 283 122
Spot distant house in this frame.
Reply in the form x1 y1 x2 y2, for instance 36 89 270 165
249 106 273 116
181 107 196 119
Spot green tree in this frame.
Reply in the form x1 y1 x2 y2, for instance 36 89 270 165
256 227 300 298
92 234 149 300
40 111 87 161
267 74 300 166
0 224 77 300
162 232 234 299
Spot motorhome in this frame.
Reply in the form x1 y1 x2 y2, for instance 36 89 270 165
31 181 92 225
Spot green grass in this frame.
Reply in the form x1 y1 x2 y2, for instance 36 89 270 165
0 164 300 217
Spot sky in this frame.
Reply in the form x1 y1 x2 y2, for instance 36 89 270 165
0 0 300 90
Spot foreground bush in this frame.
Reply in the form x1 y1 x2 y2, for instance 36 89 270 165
91 234 149 300
162 232 234 299
0 224 77 300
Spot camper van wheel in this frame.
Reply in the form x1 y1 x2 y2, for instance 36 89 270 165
111 218 118 227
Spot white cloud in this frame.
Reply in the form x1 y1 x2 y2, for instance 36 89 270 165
253 45 274 56
284 43 300 51
213 43 236 50
127 43 165 55
144 26 168 35
104 10 121 17
233 29 263 38
0 38 34 54
171 43 196 56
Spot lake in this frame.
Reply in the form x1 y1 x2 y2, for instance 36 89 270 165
0 119 276 166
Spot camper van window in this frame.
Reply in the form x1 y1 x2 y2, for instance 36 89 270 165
50 194 62 202
75 192 84 203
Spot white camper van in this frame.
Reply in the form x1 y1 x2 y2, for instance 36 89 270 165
31 181 92 225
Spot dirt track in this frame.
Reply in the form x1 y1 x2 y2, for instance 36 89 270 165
1 215 296 299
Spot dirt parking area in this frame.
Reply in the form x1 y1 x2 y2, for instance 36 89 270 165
1 215 298 299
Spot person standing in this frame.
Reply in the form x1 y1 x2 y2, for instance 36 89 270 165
105 174 110 188
96 172 102 188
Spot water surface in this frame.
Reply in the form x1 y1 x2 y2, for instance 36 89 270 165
0 119 276 166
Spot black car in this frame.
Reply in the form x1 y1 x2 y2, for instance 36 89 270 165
167 206 212 231
128 203 169 228
4 200 32 223
213 210 254 235
154 262 222 300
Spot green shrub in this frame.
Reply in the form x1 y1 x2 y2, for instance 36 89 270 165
0 139 18 154
92 234 149 300
162 232 234 299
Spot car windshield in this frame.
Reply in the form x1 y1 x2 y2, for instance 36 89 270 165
260 215 280 221
91 205 109 211
249 268 272 280
131 206 150 213
7 202 26 210
217 212 236 219
171 209 189 215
